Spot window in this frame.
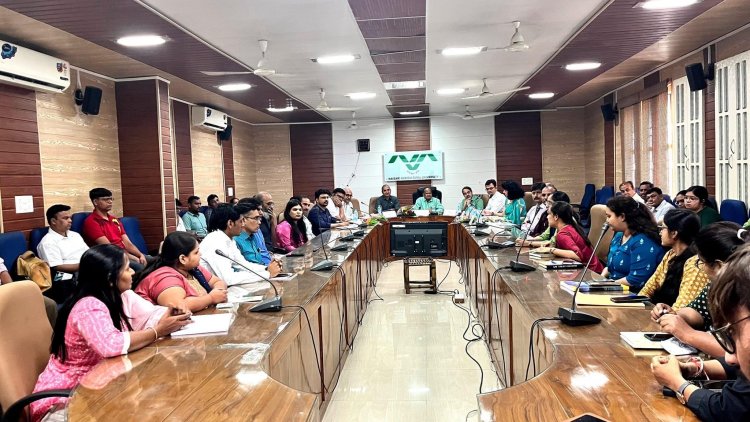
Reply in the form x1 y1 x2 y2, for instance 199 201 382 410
619 90 670 188
671 77 704 194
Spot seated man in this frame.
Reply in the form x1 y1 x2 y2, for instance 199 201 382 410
37 204 88 303
299 196 315 240
234 200 274 267
204 194 220 225
81 187 148 270
255 191 276 251
376 184 399 213
483 179 508 216
327 188 349 222
343 187 363 220
308 189 345 235
182 195 208 237
521 182 548 236
174 199 186 232
456 186 484 219
413 187 444 215
619 181 645 203
646 187 675 222
0 257 57 327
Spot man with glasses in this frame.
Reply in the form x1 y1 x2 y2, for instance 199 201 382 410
81 187 148 269
651 244 750 420
646 187 674 223
327 187 349 222
521 183 548 236
482 179 507 216
233 202 282 274
309 189 344 235
343 187 364 220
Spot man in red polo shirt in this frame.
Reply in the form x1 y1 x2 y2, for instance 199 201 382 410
81 187 147 268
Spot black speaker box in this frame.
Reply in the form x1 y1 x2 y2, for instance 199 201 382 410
601 103 617 122
80 86 102 115
218 124 233 141
357 138 370 152
685 63 707 91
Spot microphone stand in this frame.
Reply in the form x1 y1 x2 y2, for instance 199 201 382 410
510 227 535 272
557 222 610 326
311 229 334 271
214 249 281 312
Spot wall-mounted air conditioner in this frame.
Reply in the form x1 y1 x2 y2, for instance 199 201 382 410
0 40 71 93
191 106 228 131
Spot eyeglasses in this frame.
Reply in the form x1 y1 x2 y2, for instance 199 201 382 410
684 195 699 201
710 315 750 354
243 215 263 222
344 194 352 198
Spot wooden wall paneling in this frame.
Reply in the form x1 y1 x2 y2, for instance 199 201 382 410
172 101 194 203
158 81 176 233
116 79 166 250
494 113 542 187
583 103 606 187
231 121 258 199
704 48 716 193
190 126 225 203
221 122 235 201
604 120 615 187
394 119 431 205
541 109 586 200
290 123 334 198
37 73 122 216
0 84 45 235
253 125 293 202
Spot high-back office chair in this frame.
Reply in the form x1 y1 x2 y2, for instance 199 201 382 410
480 194 490 208
0 232 27 279
119 217 149 255
720 199 748 225
707 196 718 211
523 192 534 212
595 186 614 205
368 197 379 214
574 184 596 221
588 205 614 263
411 187 442 204
0 281 71 422
70 212 90 235
29 227 49 256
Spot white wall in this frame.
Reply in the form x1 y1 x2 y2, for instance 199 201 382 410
429 117 496 210
332 120 396 207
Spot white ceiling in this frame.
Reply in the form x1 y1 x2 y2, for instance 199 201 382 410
143 0 609 120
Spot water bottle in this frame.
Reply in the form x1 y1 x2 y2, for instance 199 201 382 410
377 204 382 214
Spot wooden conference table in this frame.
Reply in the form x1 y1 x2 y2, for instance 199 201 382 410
67 217 695 421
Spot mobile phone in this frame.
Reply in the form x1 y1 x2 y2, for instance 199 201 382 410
610 295 650 303
644 332 673 341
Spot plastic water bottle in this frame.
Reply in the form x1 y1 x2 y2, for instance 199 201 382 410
377 204 382 214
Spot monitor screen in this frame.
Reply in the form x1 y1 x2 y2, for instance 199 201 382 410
390 222 448 257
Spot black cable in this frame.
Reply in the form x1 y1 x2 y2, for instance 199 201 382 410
524 317 562 381
281 305 330 395
436 259 452 289
490 269 509 388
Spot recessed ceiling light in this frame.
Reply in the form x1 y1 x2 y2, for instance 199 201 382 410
218 83 252 92
116 35 167 47
635 0 701 9
312 54 361 64
267 106 296 113
436 88 466 96
398 111 422 116
565 62 601 71
384 81 426 90
438 47 487 56
346 92 376 100
528 92 554 99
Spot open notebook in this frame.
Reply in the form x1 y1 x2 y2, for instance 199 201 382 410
171 313 234 337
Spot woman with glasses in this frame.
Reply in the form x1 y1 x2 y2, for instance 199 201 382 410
601 196 665 290
684 185 722 227
276 199 309 252
638 209 709 309
650 243 750 420
673 189 688 209
134 231 228 313
651 222 750 357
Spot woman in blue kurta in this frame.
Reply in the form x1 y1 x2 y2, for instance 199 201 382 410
500 180 527 225
602 195 665 290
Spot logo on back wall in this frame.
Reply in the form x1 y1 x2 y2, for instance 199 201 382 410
387 153 438 171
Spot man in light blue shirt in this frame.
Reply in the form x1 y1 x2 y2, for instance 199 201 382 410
234 200 272 265
182 195 208 238
456 186 484 219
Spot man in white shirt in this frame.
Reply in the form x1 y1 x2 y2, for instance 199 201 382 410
38 204 89 303
327 188 349 222
199 205 271 288
521 183 548 235
646 187 675 223
482 179 508 216
299 196 315 240
619 181 645 203
343 187 363 220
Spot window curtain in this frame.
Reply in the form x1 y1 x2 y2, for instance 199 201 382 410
619 91 669 187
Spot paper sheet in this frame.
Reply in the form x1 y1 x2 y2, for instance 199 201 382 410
619 332 664 350
171 313 234 337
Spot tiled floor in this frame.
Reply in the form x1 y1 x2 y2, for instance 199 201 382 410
322 260 501 422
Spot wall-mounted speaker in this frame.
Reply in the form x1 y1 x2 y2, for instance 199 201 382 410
601 103 618 122
685 62 715 92
357 138 370 152
218 124 233 141
74 86 103 115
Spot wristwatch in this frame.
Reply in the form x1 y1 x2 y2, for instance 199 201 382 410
676 380 694 404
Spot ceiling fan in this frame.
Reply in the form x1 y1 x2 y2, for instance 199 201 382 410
317 88 359 112
201 39 291 77
347 111 382 130
487 21 530 52
449 105 501 120
462 78 530 100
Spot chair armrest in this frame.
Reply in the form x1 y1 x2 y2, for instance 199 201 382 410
2 389 72 422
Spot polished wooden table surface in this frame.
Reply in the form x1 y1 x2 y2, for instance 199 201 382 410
68 219 694 421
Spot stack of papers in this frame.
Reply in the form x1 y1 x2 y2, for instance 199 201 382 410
574 292 645 308
620 332 699 355
171 313 234 337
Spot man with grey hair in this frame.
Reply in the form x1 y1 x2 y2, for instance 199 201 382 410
254 191 276 250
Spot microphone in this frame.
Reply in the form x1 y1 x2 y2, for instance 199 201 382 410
329 230 350 252
557 222 610 326
311 229 334 271
486 230 513 249
510 227 535 272
214 249 281 312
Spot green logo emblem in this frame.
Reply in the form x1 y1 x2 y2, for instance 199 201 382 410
388 153 438 171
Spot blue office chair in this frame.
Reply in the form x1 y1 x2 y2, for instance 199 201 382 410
29 227 49 255
574 184 596 221
120 217 149 255
71 212 90 235
720 199 748 226
179 209 188 217
663 194 673 205
0 232 28 278
707 196 718 211
595 186 614 205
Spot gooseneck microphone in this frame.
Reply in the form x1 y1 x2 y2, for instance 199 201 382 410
311 229 334 271
510 227 535 272
557 222 610 326
214 249 281 312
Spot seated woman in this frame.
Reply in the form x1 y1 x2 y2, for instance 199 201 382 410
652 222 749 357
602 195 665 291
520 191 571 248
673 189 687 209
134 231 228 313
639 208 709 309
544 201 604 273
500 180 527 225
684 185 721 227
651 244 750 420
276 199 309 252
30 245 190 422
413 187 444 215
